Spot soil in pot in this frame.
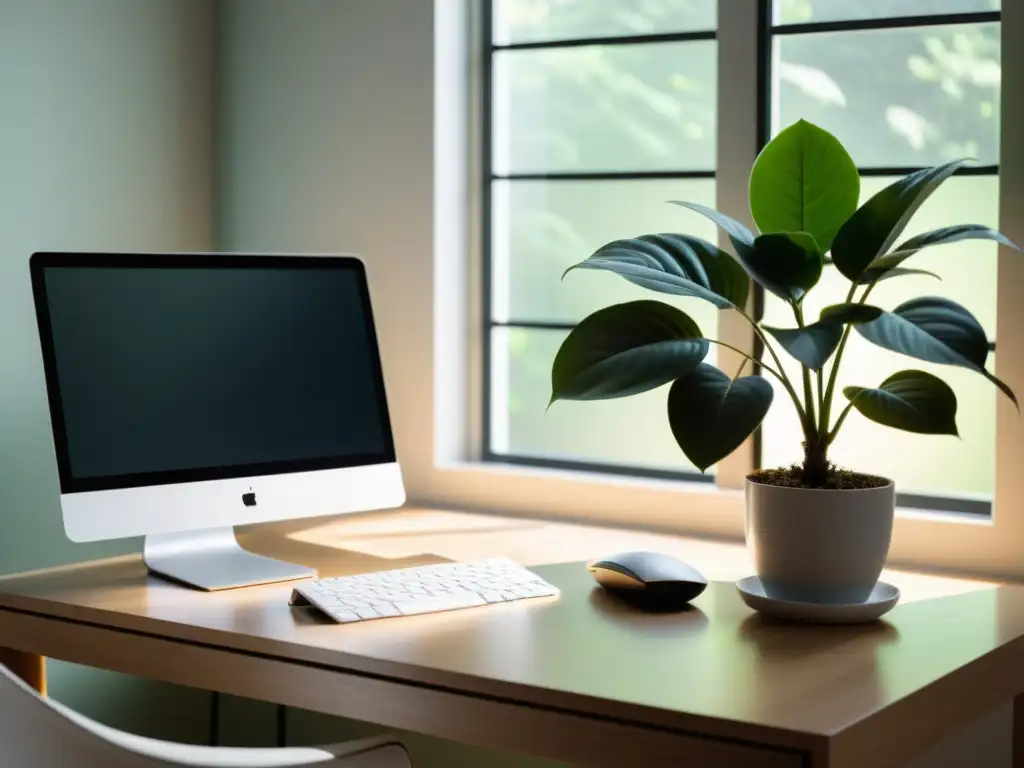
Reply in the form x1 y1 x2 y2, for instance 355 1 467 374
750 464 889 491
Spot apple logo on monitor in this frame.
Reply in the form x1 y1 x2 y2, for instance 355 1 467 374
242 490 257 507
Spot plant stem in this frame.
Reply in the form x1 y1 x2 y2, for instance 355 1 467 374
819 284 859 439
820 327 850 435
792 302 818 441
732 307 808 425
705 339 782 382
816 368 825 430
828 401 855 444
732 354 749 381
821 281 880 440
792 301 829 485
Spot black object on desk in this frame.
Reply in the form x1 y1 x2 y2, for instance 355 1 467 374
588 551 708 611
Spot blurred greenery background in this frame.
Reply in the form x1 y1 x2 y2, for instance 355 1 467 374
489 0 1002 502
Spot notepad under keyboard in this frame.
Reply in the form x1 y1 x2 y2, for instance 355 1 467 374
289 557 560 623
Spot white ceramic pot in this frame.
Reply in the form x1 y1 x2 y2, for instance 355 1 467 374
745 477 895 604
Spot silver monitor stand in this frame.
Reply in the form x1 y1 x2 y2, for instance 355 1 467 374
143 528 316 591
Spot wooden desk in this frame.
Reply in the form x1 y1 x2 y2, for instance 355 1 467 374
0 509 1022 768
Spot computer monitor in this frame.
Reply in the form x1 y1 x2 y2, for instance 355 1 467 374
30 252 405 591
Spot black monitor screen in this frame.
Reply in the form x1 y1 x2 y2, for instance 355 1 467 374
31 254 395 493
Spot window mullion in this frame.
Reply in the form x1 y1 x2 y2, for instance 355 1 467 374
713 0 767 490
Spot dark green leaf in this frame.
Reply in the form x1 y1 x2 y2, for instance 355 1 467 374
563 233 750 309
825 256 940 283
667 200 755 249
762 303 884 370
831 159 969 281
893 224 1015 258
745 231 824 302
748 119 860 253
763 322 842 371
550 301 710 404
844 370 959 436
856 265 941 284
863 224 1016 281
667 364 774 472
856 296 1017 408
819 303 884 324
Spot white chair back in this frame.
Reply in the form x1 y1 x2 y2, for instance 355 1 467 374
0 664 410 768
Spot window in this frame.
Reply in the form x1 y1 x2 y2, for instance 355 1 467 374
481 0 1005 516
484 0 719 480
760 1 1001 514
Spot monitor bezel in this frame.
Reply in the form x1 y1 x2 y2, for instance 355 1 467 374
30 251 398 494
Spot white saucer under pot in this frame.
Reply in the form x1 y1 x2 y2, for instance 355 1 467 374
736 575 900 624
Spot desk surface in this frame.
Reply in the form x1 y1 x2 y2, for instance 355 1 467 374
0 510 1021 768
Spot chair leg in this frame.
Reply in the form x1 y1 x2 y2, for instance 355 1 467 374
1015 693 1024 768
0 647 45 696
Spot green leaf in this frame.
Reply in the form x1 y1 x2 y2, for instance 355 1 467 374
745 231 824 302
844 370 959 436
667 200 756 250
550 301 710 404
825 257 940 284
855 265 941 284
856 296 1018 408
748 119 860 253
667 364 774 472
831 159 970 281
819 303 884 324
862 224 1016 282
563 233 750 309
893 223 1015 256
762 303 884 370
763 322 843 371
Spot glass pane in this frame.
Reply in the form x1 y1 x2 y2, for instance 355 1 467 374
776 0 998 25
490 327 715 473
493 179 719 338
759 175 999 500
494 0 716 45
773 23 1000 166
493 41 716 174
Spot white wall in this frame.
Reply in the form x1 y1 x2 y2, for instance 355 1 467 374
216 0 437 498
0 0 215 741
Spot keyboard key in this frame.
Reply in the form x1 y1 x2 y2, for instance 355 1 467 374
481 591 505 603
355 607 380 620
316 598 349 609
332 611 361 623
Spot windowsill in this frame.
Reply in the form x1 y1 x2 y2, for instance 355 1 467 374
436 457 992 524
440 456 730 496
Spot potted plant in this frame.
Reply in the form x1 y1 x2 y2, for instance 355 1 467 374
549 119 1017 606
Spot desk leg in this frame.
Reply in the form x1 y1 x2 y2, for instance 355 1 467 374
0 647 46 695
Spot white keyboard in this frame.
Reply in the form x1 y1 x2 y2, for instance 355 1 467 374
289 557 560 623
